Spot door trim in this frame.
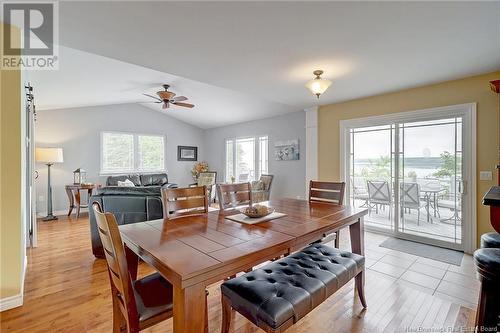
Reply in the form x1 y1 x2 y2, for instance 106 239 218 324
339 103 477 253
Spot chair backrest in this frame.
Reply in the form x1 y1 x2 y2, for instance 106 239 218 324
367 180 391 203
92 202 139 331
308 181 345 205
216 182 252 210
161 186 208 219
400 182 420 206
417 178 441 191
259 174 274 192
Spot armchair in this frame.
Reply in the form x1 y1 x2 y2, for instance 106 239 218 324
251 174 274 203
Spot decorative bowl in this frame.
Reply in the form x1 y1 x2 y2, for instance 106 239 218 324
240 205 275 218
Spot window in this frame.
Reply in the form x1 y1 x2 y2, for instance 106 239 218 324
225 136 268 182
101 132 165 174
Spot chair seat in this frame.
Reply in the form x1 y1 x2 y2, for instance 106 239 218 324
481 232 500 249
221 244 364 330
133 273 173 326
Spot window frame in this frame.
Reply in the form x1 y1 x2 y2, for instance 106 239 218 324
224 135 269 183
100 131 166 175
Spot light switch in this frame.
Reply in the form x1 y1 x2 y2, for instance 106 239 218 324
480 171 493 181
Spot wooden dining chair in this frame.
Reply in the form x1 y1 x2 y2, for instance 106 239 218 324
161 186 208 219
309 181 346 248
216 182 252 210
92 202 208 333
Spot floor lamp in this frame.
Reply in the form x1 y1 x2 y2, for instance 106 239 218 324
36 148 64 221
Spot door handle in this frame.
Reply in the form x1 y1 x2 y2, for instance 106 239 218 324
458 180 466 195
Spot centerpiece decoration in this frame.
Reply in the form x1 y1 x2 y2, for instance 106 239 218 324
240 204 275 218
191 161 209 181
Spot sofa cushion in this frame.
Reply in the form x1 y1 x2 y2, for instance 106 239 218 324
96 186 162 196
106 174 141 186
140 173 169 186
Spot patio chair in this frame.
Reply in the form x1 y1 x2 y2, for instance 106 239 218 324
367 180 392 218
400 182 427 225
353 177 369 208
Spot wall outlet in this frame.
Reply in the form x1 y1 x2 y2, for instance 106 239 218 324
38 195 45 202
480 171 493 181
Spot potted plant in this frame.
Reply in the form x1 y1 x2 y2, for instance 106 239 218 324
191 161 209 182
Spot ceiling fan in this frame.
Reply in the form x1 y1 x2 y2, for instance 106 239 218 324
143 84 194 109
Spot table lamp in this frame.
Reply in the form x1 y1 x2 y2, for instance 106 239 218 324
36 148 64 221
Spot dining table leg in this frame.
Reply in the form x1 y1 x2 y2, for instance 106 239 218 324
173 282 207 333
124 245 138 280
349 216 365 256
350 217 366 307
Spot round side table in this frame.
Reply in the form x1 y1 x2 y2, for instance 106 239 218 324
65 184 100 218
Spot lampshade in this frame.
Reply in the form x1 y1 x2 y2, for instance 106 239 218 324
305 70 332 98
36 148 64 163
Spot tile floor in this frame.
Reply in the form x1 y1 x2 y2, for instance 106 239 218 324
337 230 480 310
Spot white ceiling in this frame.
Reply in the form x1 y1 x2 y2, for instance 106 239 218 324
29 46 297 129
33 1 500 128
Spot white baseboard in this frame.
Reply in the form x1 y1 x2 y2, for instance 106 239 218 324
0 255 27 312
0 293 23 312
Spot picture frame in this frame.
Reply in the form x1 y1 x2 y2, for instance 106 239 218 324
274 139 300 161
177 146 198 161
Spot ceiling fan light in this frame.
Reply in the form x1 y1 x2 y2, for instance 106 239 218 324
305 70 332 98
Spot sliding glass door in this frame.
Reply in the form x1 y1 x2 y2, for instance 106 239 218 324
349 124 395 231
343 105 474 251
398 118 463 244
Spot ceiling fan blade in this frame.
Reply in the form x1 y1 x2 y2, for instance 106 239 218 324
172 96 188 102
143 93 162 102
172 102 194 108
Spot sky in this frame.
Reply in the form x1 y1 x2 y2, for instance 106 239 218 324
353 119 461 159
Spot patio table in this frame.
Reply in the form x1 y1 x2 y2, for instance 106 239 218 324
420 186 446 222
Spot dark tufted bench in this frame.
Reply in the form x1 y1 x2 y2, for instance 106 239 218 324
221 243 366 332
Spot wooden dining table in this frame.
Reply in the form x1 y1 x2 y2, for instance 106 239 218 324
119 198 368 333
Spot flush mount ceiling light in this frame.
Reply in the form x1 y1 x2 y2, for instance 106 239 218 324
305 70 332 99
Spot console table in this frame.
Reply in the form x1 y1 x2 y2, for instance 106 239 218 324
65 184 99 218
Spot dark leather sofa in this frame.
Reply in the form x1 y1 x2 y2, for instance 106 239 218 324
89 173 177 258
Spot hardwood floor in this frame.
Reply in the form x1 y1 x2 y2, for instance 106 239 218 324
0 215 477 333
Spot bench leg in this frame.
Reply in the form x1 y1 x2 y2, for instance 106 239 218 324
221 294 232 333
334 231 340 248
355 271 367 308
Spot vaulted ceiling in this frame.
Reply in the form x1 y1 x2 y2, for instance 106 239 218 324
31 1 500 129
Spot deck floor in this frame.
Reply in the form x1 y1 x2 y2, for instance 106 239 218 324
352 199 462 244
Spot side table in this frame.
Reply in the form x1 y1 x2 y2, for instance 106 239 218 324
65 184 100 218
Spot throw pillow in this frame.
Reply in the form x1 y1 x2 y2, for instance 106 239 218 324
251 180 264 191
117 179 135 187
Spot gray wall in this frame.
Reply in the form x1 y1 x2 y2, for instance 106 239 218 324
204 111 306 200
35 103 205 214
